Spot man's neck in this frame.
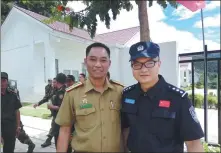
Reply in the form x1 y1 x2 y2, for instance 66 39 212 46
1 88 6 95
57 84 63 89
140 77 159 92
89 77 106 92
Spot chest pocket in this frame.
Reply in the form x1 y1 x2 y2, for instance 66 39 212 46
109 100 121 123
149 109 176 138
121 103 137 126
75 107 96 130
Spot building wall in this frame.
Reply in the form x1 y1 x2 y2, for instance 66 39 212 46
1 11 35 102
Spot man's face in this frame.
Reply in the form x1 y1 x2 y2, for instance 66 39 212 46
66 79 74 87
79 75 85 83
1 78 8 89
84 47 111 79
52 80 57 88
131 57 161 84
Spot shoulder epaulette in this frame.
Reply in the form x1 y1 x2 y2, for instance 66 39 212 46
123 84 136 93
167 84 187 98
66 82 83 92
110 79 124 87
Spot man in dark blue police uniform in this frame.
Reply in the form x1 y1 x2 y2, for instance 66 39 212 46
121 41 204 152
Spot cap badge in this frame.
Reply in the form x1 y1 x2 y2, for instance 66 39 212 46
137 45 144 51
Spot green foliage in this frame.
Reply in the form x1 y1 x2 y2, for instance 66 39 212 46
208 95 218 108
1 0 68 24
203 142 220 152
188 93 218 109
188 94 204 108
46 0 178 38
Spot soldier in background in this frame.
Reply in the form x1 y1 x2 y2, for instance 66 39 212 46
79 73 86 83
34 78 58 148
1 72 22 153
8 81 35 153
66 75 75 87
47 73 66 149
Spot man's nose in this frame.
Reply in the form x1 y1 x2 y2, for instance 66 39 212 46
94 61 102 67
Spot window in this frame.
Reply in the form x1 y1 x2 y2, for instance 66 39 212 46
184 71 186 77
72 70 79 81
184 78 187 82
55 59 59 75
63 70 71 75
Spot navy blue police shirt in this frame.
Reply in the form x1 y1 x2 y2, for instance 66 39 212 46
121 75 204 152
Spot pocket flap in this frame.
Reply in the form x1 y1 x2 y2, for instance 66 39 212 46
152 109 176 119
76 107 96 116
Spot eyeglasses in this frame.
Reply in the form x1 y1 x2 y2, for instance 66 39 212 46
131 60 158 70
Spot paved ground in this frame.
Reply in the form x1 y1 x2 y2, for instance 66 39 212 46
14 108 219 152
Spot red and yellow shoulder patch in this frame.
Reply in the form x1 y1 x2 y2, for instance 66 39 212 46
110 80 124 87
66 82 83 92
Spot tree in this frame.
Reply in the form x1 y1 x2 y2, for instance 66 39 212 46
1 0 68 24
49 0 178 41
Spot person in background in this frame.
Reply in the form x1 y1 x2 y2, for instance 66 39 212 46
45 79 52 95
79 73 86 83
7 84 36 153
47 73 66 149
55 42 124 152
121 41 204 152
66 75 75 87
34 78 58 148
1 72 22 153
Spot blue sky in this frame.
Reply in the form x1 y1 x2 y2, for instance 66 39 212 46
163 1 220 46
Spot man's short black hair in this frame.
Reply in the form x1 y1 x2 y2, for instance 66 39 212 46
79 73 86 78
86 42 110 58
67 75 75 82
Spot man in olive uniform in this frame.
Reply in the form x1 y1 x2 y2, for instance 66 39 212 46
55 42 124 152
1 72 22 153
121 41 204 152
47 73 66 149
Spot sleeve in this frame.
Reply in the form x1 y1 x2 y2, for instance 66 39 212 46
179 96 204 141
55 92 75 126
38 90 53 105
121 94 130 129
14 93 22 110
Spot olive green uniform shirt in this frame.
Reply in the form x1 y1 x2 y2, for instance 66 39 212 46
55 79 124 152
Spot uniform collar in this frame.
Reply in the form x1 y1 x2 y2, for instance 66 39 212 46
136 75 167 100
85 78 114 93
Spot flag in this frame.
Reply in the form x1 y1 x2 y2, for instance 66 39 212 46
177 0 206 12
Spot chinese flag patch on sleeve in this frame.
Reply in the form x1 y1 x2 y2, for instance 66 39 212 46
159 100 171 108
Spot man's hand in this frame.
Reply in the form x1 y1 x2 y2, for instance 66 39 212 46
33 103 39 108
16 127 21 138
47 103 55 110
1 137 4 145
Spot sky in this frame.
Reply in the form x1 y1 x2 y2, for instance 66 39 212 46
67 1 220 53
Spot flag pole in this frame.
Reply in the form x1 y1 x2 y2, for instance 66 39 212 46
201 8 208 143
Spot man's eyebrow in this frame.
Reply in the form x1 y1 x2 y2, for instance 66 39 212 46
88 56 108 59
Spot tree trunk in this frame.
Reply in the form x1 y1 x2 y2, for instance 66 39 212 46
136 0 150 41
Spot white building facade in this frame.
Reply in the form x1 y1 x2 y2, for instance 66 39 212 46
1 6 179 103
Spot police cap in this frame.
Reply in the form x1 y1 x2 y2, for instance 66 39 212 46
129 41 160 61
56 73 67 84
1 72 8 80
